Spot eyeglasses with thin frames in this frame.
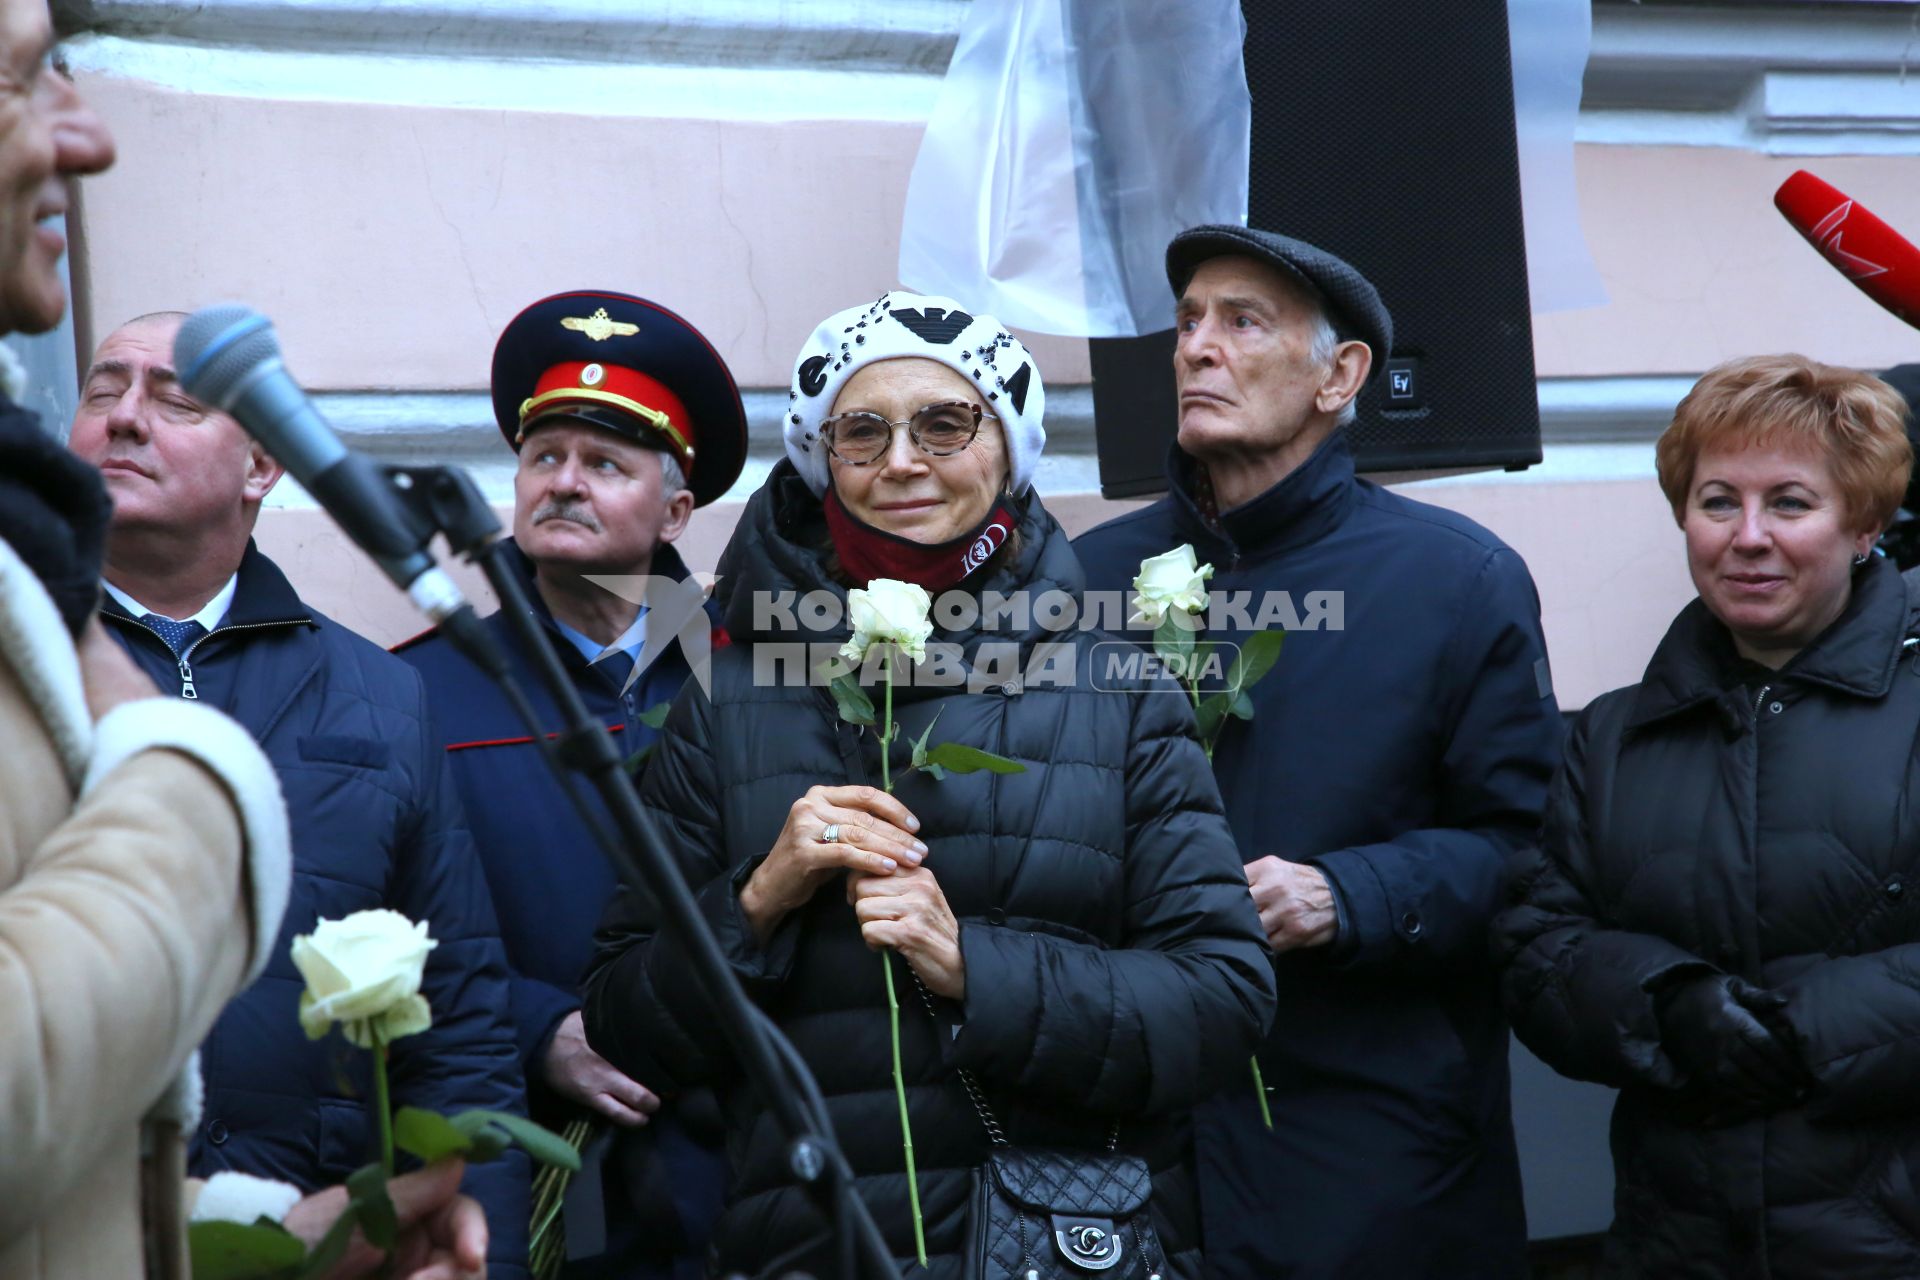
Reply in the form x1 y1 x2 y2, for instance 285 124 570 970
821 400 997 466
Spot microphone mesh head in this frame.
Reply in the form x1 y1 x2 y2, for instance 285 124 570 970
173 304 282 407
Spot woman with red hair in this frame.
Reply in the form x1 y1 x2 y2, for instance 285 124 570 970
1499 353 1920 1277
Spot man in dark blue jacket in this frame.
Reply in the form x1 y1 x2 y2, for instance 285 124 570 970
1073 226 1561 1279
68 310 532 1278
397 291 746 1279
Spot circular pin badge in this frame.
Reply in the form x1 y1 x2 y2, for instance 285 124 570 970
580 363 606 388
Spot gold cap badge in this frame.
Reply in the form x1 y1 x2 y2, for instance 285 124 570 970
561 308 639 342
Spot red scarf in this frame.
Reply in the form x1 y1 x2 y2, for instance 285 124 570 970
823 487 1016 592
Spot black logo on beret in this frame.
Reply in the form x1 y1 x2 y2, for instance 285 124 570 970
798 354 831 397
888 307 973 344
1004 362 1032 415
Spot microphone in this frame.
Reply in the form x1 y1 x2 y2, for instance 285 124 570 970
1775 170 1920 330
172 305 469 622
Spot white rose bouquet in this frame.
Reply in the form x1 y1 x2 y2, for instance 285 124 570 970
1133 545 1287 1129
190 909 579 1279
820 577 1024 1268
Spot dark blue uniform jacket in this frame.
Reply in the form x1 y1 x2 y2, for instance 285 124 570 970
1073 435 1561 1279
396 539 727 1278
103 541 531 1278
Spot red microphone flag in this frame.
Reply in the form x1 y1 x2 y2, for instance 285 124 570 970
1775 170 1920 330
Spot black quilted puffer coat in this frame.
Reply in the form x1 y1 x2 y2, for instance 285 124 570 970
1497 557 1920 1278
584 463 1276 1279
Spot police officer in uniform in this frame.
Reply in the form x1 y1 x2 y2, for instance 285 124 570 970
398 291 746 1278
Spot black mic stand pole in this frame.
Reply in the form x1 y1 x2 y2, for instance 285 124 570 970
393 465 902 1280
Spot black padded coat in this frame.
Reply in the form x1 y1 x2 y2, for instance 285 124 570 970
583 463 1276 1279
1497 557 1920 1278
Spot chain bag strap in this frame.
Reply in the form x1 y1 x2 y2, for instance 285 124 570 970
908 972 1164 1279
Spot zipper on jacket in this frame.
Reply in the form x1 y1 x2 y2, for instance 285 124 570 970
120 617 203 699
124 618 306 700
1751 682 1771 722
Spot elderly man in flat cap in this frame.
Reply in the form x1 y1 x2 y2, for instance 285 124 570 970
397 290 746 1280
1074 226 1560 1279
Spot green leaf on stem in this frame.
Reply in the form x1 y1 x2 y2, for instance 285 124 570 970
922 742 1025 775
637 700 672 730
452 1109 583 1172
393 1106 473 1164
447 1112 510 1163
295 1202 359 1280
187 1219 306 1280
1194 692 1232 745
908 708 945 777
827 672 876 727
1229 690 1255 720
1224 629 1285 697
346 1164 397 1251
1153 612 1197 663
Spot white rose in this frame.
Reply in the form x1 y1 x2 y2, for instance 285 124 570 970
292 909 437 1049
1130 545 1214 625
840 578 935 665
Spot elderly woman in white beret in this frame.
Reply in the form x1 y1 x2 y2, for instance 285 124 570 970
584 291 1274 1279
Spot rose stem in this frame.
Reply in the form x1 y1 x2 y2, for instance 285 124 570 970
877 657 925 1263
881 651 894 794
885 953 928 1267
371 1024 395 1174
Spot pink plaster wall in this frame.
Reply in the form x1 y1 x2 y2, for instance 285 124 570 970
68 75 1092 386
1534 148 1920 374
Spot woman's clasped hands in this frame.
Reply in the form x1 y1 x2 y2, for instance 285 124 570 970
741 782 967 997
738 784 964 998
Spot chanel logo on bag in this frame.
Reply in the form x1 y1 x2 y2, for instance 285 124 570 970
1051 1215 1124 1271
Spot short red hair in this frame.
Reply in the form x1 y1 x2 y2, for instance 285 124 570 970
1656 354 1912 532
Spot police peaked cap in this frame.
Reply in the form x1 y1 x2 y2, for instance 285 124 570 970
491 290 748 507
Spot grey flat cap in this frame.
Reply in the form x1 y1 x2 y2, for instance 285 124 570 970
1166 223 1392 378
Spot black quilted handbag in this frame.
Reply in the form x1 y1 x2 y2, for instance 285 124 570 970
921 977 1167 1280
963 1144 1166 1280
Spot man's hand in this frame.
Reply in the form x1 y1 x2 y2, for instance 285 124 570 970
77 615 159 719
1245 856 1338 952
543 1009 660 1126
284 1157 487 1280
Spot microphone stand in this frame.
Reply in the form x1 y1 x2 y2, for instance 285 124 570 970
390 463 902 1280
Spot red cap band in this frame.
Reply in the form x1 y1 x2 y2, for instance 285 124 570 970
518 360 695 466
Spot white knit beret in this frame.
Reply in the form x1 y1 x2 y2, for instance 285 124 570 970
783 290 1046 497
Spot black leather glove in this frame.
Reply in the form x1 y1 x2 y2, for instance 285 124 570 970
1657 974 1812 1113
